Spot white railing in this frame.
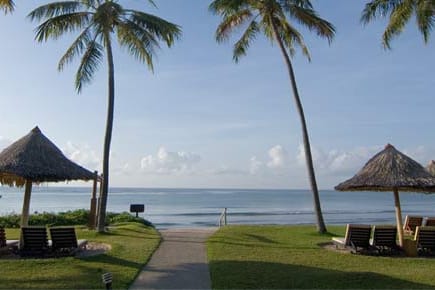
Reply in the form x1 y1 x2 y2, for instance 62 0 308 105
218 207 227 227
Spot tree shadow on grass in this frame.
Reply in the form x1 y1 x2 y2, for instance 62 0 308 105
209 260 435 289
80 253 143 269
243 234 280 244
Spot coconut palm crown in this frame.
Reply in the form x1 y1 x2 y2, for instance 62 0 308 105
28 0 181 232
0 0 14 13
210 0 335 233
362 0 435 49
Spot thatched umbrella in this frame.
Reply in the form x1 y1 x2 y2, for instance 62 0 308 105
335 144 435 247
0 126 95 227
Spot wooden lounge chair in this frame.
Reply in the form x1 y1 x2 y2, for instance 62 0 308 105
370 225 399 254
0 227 19 252
414 226 435 255
424 217 435 227
403 215 423 235
332 224 372 253
20 226 50 257
50 227 87 256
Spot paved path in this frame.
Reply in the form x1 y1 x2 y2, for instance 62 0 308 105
130 228 217 290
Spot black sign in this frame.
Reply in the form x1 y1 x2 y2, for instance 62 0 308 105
130 204 145 213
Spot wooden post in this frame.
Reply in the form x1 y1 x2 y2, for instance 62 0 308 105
394 188 404 247
96 174 103 227
20 180 32 227
88 171 98 229
19 180 32 249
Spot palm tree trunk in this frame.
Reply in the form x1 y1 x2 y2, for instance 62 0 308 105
97 34 115 233
270 21 327 234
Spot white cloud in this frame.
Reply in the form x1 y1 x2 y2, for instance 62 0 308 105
63 141 101 171
249 156 264 175
140 147 201 175
297 143 382 174
267 145 288 169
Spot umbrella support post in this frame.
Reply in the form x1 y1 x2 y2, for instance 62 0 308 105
19 180 32 249
20 180 32 227
393 189 404 247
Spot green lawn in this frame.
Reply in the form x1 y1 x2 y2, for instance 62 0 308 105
207 225 435 289
0 223 160 289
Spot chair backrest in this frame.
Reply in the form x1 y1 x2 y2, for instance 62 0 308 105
424 217 435 227
372 225 397 247
50 227 78 250
0 227 6 248
404 215 423 233
344 224 371 248
415 226 435 251
21 227 49 251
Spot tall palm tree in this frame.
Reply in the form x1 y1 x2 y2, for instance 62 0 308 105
362 0 435 49
210 0 335 233
29 0 181 232
0 0 14 13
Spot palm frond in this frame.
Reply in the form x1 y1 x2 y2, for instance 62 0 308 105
75 39 103 92
233 20 259 62
116 19 158 70
34 12 92 42
215 9 254 43
416 0 435 43
382 0 414 48
279 18 311 60
28 1 86 21
58 25 94 71
285 3 335 43
125 10 181 47
279 0 313 10
0 0 14 14
361 0 402 24
209 0 248 16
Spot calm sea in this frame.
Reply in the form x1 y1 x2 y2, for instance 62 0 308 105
1 187 434 229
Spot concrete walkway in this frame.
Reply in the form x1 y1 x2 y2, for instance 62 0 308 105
130 228 217 290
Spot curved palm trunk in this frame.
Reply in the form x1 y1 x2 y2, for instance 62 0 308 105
271 22 327 234
97 35 115 233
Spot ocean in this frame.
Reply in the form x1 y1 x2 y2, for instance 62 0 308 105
1 186 435 229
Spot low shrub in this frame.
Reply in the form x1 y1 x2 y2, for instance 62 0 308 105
0 209 153 227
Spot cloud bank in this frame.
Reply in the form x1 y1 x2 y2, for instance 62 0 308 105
141 147 201 175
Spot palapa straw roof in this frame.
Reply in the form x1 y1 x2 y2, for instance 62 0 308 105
0 126 95 187
335 144 435 192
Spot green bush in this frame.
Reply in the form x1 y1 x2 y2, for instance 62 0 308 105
0 210 153 227
107 212 154 227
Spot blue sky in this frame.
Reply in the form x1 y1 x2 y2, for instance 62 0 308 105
0 0 434 189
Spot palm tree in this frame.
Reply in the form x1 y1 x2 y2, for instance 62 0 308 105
0 0 14 13
210 0 334 233
29 0 181 232
362 0 435 49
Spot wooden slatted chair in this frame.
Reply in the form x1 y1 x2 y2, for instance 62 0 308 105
403 215 423 235
20 226 49 257
415 226 435 256
50 227 87 256
424 217 435 227
0 227 6 248
0 227 18 252
370 225 398 254
332 224 372 253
